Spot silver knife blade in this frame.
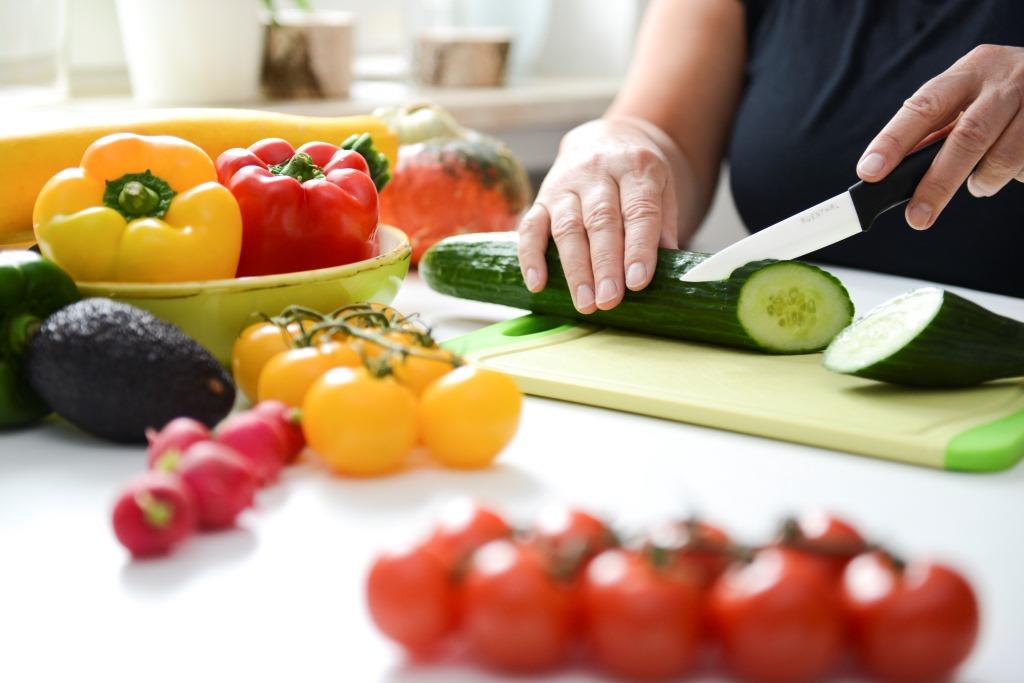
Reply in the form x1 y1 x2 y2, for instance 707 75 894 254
680 190 863 282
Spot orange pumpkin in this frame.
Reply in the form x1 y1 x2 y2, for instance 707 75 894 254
376 104 531 263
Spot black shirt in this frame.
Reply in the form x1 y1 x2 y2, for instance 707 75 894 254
729 0 1024 297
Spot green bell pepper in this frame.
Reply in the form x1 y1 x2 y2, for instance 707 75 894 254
0 251 79 427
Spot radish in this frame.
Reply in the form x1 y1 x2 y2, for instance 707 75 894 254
252 401 305 461
112 472 195 557
215 412 289 485
146 417 210 470
177 441 257 529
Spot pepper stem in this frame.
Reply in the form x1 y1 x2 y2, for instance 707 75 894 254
117 181 160 216
102 170 176 220
270 152 325 183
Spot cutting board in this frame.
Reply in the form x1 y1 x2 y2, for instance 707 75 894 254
445 315 1024 472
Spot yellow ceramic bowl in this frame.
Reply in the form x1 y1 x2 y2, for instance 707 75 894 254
77 225 411 364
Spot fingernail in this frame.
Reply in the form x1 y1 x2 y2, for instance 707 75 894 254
596 278 618 305
525 267 540 291
575 284 595 311
967 175 992 198
857 152 886 177
626 262 646 289
906 201 933 229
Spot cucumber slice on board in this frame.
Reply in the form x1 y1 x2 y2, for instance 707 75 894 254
823 287 1024 387
421 233 854 354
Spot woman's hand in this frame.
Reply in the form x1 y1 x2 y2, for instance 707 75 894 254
517 118 679 313
857 44 1024 229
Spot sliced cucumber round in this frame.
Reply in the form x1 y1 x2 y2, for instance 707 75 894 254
737 262 856 353
823 287 1024 387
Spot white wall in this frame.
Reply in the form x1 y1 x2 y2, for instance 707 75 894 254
536 0 644 77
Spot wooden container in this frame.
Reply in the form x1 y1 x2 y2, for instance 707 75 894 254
415 27 512 88
262 10 353 99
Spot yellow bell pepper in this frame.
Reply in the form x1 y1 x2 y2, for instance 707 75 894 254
33 133 242 283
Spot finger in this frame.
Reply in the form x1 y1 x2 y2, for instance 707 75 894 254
857 71 976 181
913 118 959 152
905 91 1019 229
548 194 597 313
579 181 625 310
660 177 680 251
967 108 1024 197
619 158 668 291
517 203 551 292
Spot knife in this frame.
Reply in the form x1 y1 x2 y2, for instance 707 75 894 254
680 139 944 282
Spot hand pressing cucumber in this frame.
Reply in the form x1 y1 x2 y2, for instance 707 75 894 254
421 233 855 354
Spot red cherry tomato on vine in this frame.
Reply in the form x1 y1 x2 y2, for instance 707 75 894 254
582 548 703 680
460 540 573 672
644 519 733 589
778 511 867 576
841 551 979 683
529 506 618 631
366 543 456 652
530 506 616 566
709 547 844 683
424 499 512 570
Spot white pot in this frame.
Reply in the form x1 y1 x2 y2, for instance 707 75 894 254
115 0 263 105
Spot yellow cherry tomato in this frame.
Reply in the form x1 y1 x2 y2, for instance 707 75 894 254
418 366 522 469
342 302 405 329
302 367 417 476
232 321 308 403
257 341 361 408
391 348 458 396
355 330 423 360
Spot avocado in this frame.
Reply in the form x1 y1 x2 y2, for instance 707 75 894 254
25 298 235 443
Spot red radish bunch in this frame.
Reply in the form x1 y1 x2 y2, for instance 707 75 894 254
366 504 980 683
111 402 305 558
112 472 195 556
176 442 258 530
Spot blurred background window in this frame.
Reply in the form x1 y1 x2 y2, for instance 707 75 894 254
0 0 649 99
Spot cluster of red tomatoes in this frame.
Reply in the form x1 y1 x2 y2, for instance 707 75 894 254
367 502 979 683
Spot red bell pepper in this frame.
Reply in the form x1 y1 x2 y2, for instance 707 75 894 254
216 138 379 277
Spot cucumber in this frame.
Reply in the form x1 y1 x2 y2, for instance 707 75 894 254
420 233 854 354
823 287 1024 387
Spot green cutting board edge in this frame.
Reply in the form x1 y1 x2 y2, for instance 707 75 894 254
445 315 1024 472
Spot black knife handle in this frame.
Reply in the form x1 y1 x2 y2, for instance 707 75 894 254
848 139 943 230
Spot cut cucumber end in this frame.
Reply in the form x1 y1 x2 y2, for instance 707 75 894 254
823 287 944 373
737 263 854 353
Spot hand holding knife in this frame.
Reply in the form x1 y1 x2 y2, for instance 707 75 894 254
680 140 944 283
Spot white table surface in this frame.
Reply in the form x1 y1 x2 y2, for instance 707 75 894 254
2 267 1022 683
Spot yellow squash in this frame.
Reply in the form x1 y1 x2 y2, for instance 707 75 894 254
1 109 397 244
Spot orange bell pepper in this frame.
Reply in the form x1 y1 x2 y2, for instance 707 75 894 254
33 133 242 283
